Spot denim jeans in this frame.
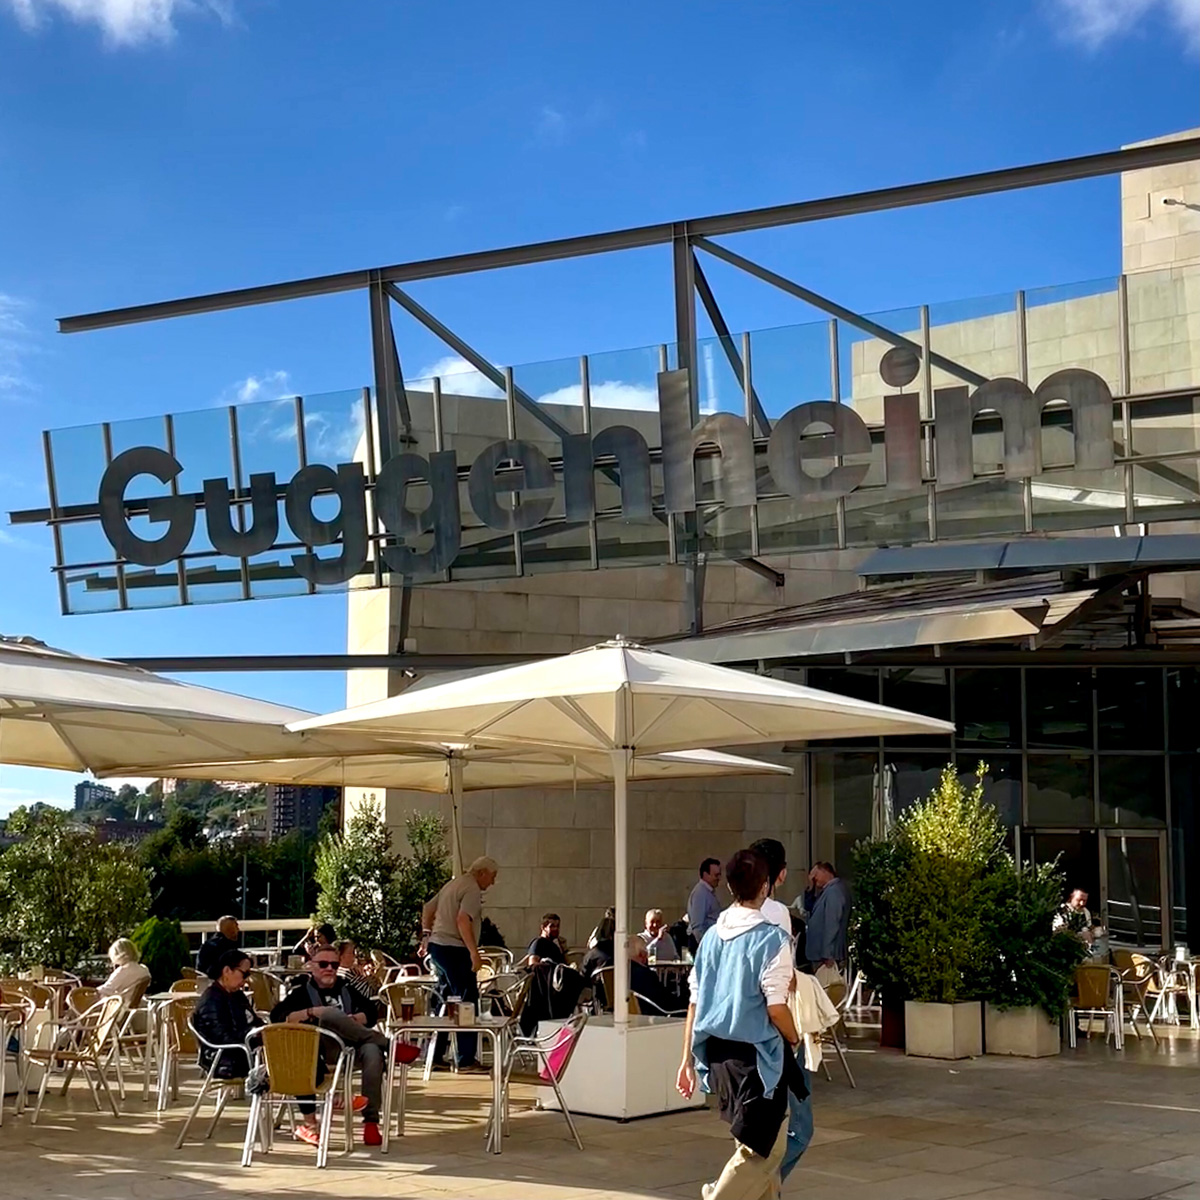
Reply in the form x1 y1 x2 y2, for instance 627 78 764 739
780 1066 813 1182
426 941 479 1066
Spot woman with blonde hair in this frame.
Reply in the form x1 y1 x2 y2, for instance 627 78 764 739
97 937 151 1007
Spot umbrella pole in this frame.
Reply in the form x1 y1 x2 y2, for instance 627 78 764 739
612 749 631 1029
449 757 465 876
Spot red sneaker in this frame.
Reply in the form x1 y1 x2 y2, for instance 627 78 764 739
294 1123 321 1146
363 1121 382 1147
333 1094 368 1113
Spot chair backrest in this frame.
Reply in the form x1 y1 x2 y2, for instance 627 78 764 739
1129 953 1160 989
246 970 278 1014
504 973 534 1024
593 967 614 1012
167 996 199 1055
397 963 423 978
1 979 54 1010
480 947 512 968
0 991 35 1026
1112 949 1136 974
77 995 124 1054
537 1012 588 1085
180 966 198 980
125 974 152 1011
476 963 496 983
67 986 100 1016
1075 965 1115 1009
380 982 432 1023
258 1023 322 1096
370 949 400 970
170 978 200 994
565 949 585 970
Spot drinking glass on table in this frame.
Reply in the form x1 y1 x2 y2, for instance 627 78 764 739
400 998 415 1022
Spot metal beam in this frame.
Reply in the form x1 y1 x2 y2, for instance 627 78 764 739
384 283 574 442
692 254 771 436
693 237 989 388
118 653 542 672
59 137 1200 333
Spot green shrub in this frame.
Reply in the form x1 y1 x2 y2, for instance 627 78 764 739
130 916 192 990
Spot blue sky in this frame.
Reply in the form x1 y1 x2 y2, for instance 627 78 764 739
0 0 1197 812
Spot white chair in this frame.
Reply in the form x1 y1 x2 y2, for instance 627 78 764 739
175 1018 254 1148
500 1012 588 1150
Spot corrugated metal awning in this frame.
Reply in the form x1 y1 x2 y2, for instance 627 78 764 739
662 574 1101 664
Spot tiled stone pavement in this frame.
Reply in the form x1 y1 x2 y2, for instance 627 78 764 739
7 1029 1200 1200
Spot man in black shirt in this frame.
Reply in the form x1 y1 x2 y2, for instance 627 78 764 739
196 916 240 982
524 913 567 966
270 947 387 1147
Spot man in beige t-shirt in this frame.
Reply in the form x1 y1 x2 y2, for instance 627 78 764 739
420 856 498 1071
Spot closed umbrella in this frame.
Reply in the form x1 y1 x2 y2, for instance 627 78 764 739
292 637 954 1024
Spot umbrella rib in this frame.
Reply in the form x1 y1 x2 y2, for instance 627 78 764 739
547 696 613 750
37 712 92 771
464 698 535 741
702 698 774 742
629 695 696 748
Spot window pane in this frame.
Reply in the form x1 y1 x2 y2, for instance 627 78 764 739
955 668 1021 749
1168 669 1200 753
1170 755 1200 948
1027 755 1094 825
957 755 1021 829
1099 756 1166 827
887 753 953 818
1026 669 1093 750
810 751 877 880
1105 834 1163 947
883 668 952 750
1097 670 1163 751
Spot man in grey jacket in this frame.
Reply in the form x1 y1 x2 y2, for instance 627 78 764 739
804 862 850 970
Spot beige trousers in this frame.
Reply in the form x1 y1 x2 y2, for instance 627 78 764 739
705 1117 789 1200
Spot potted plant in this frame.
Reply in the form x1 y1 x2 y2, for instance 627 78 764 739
853 764 1003 1059
980 857 1089 1056
849 836 913 1048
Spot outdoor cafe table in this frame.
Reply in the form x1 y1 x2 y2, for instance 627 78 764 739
382 1013 514 1155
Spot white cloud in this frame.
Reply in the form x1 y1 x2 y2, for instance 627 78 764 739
0 527 38 552
228 369 293 406
537 380 660 412
535 105 567 146
1047 0 1200 48
4 0 233 46
0 294 36 401
414 355 504 398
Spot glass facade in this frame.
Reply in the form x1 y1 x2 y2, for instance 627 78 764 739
805 664 1196 950
25 260 1200 613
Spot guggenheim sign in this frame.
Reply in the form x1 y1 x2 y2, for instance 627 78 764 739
95 365 1114 586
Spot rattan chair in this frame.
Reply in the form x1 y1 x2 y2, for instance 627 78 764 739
110 975 153 1100
67 986 100 1017
246 970 279 1017
0 992 35 1124
28 995 123 1122
174 1017 254 1148
241 1024 353 1169
500 1011 588 1150
1117 953 1160 1043
170 978 200 994
1069 964 1124 1048
0 979 54 1012
158 996 198 1109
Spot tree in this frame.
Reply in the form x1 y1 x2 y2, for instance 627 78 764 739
0 806 150 969
314 801 450 958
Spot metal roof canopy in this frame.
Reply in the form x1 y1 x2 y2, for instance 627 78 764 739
658 572 1116 664
858 534 1200 578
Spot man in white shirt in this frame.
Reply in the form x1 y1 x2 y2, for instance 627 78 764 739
749 838 812 1185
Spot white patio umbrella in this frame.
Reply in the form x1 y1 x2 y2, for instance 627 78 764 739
291 637 955 1024
0 635 406 775
118 745 792 874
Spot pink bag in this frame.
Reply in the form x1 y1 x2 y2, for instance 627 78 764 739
538 1024 576 1081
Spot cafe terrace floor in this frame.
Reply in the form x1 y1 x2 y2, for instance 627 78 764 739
10 1026 1200 1200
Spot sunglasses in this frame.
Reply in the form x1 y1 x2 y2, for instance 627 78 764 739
312 959 339 968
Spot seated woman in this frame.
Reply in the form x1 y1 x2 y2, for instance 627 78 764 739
98 938 151 1007
291 923 337 961
192 949 263 1079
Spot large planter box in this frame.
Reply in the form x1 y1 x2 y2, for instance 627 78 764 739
904 1000 982 1059
984 1003 1060 1057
